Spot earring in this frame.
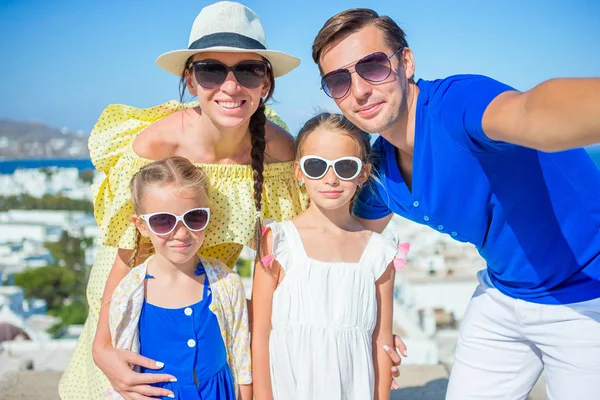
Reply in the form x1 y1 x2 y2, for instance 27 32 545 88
358 183 363 188
298 181 304 187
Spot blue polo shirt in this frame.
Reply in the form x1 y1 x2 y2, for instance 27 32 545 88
355 74 600 305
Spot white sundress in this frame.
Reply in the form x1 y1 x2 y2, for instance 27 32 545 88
267 220 399 400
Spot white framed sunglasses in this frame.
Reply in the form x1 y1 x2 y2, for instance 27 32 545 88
139 208 210 236
300 155 363 181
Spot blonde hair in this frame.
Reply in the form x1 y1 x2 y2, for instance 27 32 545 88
129 156 209 267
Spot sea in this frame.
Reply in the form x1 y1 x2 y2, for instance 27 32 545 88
1 148 599 174
0 158 94 174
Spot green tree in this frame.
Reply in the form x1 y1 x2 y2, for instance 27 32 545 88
47 299 88 335
45 231 88 271
235 257 252 278
14 266 78 310
78 169 95 185
0 194 93 212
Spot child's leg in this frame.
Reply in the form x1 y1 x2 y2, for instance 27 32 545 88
446 272 543 400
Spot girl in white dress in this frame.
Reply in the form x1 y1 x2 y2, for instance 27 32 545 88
252 113 405 400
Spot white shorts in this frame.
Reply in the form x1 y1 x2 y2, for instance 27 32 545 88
446 270 600 400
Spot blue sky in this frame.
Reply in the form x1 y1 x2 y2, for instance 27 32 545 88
0 0 599 135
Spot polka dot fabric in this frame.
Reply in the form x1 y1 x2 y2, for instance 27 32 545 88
58 101 308 399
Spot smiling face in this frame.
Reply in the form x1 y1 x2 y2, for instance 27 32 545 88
295 127 371 212
133 184 207 266
318 25 415 135
185 51 272 129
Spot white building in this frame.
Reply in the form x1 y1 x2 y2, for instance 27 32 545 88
0 167 99 200
0 240 55 281
0 286 47 321
0 210 87 229
0 286 25 317
396 275 478 321
0 223 48 243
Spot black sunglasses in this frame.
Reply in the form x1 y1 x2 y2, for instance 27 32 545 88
320 47 404 99
139 208 210 236
190 60 269 89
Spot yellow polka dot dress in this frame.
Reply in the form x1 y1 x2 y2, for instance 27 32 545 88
58 101 309 400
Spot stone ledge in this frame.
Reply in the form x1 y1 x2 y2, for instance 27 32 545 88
0 365 547 400
0 371 63 400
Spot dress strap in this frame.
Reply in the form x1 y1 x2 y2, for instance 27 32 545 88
203 273 211 298
195 259 211 298
280 221 309 261
194 259 206 276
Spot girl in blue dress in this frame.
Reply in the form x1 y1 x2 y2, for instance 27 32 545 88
105 156 251 400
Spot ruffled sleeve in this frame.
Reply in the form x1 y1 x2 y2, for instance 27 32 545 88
89 101 191 248
371 232 410 280
261 222 292 271
88 100 307 256
89 102 287 173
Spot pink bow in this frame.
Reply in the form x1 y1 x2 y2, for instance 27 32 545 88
261 254 274 268
393 258 406 271
393 242 410 271
397 242 410 255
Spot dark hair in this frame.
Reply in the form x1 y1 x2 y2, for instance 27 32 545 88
312 8 409 73
178 54 276 267
296 113 373 207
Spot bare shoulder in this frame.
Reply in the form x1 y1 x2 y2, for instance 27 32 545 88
132 110 187 159
264 120 296 163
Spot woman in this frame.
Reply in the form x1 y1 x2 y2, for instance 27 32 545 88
58 2 308 399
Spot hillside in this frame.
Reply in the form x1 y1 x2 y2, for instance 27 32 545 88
0 120 89 159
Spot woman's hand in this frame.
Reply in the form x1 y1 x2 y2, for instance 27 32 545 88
93 340 176 399
384 335 408 390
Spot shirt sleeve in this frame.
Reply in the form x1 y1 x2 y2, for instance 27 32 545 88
438 75 516 152
228 272 252 385
353 178 392 220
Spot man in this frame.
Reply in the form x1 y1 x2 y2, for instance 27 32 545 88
312 8 600 399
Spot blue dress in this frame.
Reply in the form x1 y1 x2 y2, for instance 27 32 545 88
138 267 236 400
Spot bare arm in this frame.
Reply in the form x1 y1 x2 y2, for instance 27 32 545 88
358 213 394 234
264 121 295 163
482 78 600 152
92 247 175 400
239 384 252 400
132 124 178 160
373 264 395 400
251 230 279 400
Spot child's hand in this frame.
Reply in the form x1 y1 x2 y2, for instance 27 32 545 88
383 335 408 389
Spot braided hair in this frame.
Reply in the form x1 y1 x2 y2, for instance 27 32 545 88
249 64 275 267
178 55 276 266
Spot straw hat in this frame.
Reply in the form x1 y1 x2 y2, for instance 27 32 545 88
156 1 300 77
